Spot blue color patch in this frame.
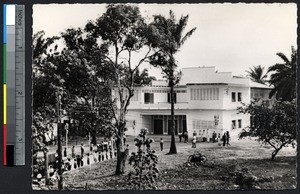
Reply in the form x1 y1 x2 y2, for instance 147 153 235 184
3 4 6 43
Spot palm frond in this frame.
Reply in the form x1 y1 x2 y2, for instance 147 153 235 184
180 27 197 46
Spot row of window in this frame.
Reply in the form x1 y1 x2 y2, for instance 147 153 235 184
232 92 242 102
128 90 243 104
232 119 242 129
142 89 186 93
192 120 217 130
144 93 178 104
190 88 220 101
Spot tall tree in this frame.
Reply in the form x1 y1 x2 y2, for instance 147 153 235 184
85 4 158 175
246 65 268 84
268 46 297 101
149 10 196 154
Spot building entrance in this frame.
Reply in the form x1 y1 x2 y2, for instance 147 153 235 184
153 119 163 134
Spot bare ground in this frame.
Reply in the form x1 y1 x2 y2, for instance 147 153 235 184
33 135 297 190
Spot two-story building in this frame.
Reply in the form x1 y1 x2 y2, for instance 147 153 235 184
114 66 271 140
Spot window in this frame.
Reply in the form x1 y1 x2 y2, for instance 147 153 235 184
232 120 236 129
238 119 242 128
167 93 177 103
238 92 242 102
190 88 193 100
232 92 236 102
144 93 154 104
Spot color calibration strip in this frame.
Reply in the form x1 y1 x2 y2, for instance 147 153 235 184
3 4 25 166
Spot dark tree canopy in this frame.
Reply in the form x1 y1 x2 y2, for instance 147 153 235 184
238 99 296 160
268 46 296 101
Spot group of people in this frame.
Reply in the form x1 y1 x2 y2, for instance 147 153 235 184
48 138 118 177
221 131 231 146
189 130 230 148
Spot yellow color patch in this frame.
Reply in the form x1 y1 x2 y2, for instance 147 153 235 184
3 84 6 124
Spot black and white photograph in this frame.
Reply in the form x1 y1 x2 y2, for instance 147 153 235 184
32 3 297 190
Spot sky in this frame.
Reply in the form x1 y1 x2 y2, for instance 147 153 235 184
33 3 297 79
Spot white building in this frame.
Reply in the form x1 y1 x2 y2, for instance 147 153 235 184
114 66 271 140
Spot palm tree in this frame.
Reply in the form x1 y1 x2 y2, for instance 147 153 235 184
149 11 196 154
246 65 268 84
268 46 297 101
133 68 156 85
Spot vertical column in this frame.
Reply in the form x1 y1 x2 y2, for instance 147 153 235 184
3 5 7 165
5 4 16 166
15 5 25 165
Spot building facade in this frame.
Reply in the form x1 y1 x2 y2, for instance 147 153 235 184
114 67 271 140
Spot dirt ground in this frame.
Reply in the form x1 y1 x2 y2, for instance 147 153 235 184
34 135 297 190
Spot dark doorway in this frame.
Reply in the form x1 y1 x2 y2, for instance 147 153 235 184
154 119 163 134
168 120 178 135
183 120 187 133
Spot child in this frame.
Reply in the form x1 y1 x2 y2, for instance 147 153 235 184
160 138 164 151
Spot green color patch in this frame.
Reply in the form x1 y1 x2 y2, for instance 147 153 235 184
3 44 6 83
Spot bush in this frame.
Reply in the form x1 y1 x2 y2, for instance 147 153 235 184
127 128 159 189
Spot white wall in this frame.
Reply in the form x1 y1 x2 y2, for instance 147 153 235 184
222 86 250 110
222 110 250 139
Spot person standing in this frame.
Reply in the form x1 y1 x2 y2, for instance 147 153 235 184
226 131 231 146
212 131 217 143
160 138 164 151
63 147 67 157
222 132 227 146
192 135 197 148
206 129 210 142
184 131 188 143
193 130 197 137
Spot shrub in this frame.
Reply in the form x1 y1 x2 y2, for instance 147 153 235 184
128 128 159 189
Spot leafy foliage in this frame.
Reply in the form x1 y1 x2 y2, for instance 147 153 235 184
246 65 268 84
268 46 297 101
238 99 296 160
85 4 161 175
128 129 159 189
133 68 156 85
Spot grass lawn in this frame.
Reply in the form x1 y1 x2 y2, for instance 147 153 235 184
35 135 297 190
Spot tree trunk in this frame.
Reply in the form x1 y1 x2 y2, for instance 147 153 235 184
271 149 280 161
168 72 177 154
115 135 125 175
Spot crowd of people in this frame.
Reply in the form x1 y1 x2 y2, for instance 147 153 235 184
43 137 121 184
178 130 231 148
